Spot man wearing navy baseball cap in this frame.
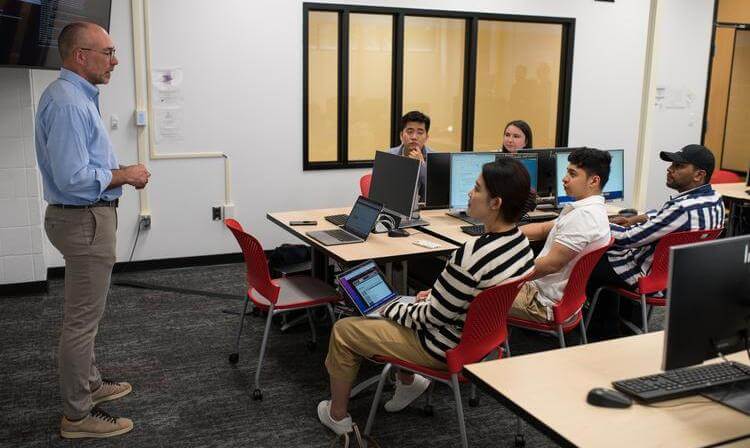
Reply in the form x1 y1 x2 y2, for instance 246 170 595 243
587 144 724 339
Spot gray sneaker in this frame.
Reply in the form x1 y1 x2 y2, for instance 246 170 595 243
92 379 132 405
60 408 134 439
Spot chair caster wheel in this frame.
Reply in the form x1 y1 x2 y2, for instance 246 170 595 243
228 353 239 364
469 397 479 407
306 341 317 352
423 404 434 416
252 389 263 401
514 434 525 447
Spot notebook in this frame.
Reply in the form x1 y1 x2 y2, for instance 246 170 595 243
337 260 416 318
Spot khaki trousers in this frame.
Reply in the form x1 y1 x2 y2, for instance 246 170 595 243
44 205 117 420
509 282 551 323
325 317 446 383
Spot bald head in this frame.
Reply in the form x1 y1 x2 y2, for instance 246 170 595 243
58 22 102 61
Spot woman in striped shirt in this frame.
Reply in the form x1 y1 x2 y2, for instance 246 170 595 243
318 158 536 435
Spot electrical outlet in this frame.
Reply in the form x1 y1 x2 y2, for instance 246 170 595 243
212 206 223 221
139 214 151 229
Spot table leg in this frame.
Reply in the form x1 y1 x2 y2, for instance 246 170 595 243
401 260 408 294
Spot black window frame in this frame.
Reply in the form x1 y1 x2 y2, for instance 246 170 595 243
303 3 575 170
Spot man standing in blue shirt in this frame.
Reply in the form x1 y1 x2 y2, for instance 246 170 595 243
387 111 434 201
36 22 150 439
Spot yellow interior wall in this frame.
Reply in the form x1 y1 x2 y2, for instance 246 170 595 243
718 0 750 24
723 30 750 171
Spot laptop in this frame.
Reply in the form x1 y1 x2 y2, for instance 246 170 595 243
337 260 416 318
306 196 383 246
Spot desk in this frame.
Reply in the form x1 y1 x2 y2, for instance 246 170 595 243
464 332 750 448
714 183 750 236
267 207 458 290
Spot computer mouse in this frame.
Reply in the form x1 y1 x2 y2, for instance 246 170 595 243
618 208 638 217
586 387 632 408
388 228 409 238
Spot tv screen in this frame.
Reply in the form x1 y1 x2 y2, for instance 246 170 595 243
0 0 111 69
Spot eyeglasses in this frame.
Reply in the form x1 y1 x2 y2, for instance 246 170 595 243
79 47 116 62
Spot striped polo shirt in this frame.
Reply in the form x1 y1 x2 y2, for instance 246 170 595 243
607 183 724 286
382 227 535 362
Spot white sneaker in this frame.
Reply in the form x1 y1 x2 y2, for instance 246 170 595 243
317 400 353 435
384 375 431 412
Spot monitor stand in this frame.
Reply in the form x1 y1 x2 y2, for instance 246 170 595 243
701 379 750 416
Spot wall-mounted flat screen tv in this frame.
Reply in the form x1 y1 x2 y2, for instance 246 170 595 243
0 0 111 69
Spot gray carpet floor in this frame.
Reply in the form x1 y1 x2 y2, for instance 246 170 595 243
0 263 665 448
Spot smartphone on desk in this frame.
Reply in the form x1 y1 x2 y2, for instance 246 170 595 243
289 220 317 226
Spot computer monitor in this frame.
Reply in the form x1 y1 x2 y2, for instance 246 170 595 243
369 151 420 219
425 152 451 208
497 152 538 192
555 149 625 206
449 152 496 210
663 235 750 371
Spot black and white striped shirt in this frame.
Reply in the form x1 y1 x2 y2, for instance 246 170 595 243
383 227 535 362
608 183 724 286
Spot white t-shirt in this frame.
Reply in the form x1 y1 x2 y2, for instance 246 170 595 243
531 194 611 309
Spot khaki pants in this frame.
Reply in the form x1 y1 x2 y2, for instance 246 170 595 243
325 317 446 383
44 205 117 420
509 282 550 323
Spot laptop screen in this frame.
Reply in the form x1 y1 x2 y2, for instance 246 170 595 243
344 197 382 239
337 260 397 315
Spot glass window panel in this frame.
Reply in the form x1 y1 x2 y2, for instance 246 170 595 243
308 11 339 163
348 13 393 161
722 30 750 171
473 21 562 151
403 16 465 152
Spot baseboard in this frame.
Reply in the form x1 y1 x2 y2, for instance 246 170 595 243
47 252 245 279
0 280 48 296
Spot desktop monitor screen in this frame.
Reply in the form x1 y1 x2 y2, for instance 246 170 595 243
449 152 496 209
663 235 750 371
426 152 451 208
369 151 420 218
555 149 625 205
497 153 538 192
517 148 562 198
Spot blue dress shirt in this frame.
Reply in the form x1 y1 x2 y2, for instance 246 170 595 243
35 68 120 205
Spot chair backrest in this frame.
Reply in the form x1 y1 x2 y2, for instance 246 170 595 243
445 275 529 374
224 219 280 303
638 228 723 294
553 238 614 324
711 170 744 184
360 173 372 198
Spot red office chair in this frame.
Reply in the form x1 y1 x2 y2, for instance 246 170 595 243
585 228 722 334
507 238 614 348
224 219 339 400
360 173 372 198
711 170 744 184
363 276 529 448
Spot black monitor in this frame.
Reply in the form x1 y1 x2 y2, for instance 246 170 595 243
0 1 112 69
497 152 538 192
369 151 420 219
663 235 750 371
425 152 451 209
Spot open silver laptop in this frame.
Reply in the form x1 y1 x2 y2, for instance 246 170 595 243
337 260 415 318
306 196 382 246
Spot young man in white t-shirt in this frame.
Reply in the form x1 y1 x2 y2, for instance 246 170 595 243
510 148 612 322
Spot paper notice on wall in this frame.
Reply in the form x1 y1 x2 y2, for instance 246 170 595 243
154 107 183 143
152 67 184 107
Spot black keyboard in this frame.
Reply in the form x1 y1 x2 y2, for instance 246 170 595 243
613 361 750 403
325 214 348 227
461 225 484 236
327 229 360 242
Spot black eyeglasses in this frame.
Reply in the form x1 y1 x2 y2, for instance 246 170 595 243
79 47 116 62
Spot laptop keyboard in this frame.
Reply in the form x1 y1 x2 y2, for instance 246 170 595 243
328 229 360 242
325 214 349 226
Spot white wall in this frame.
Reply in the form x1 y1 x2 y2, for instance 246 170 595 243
21 0 712 270
0 68 46 285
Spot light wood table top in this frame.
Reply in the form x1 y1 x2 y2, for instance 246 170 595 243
715 182 750 201
464 332 750 448
267 207 458 264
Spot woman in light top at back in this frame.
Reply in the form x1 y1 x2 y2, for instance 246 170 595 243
502 119 533 153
